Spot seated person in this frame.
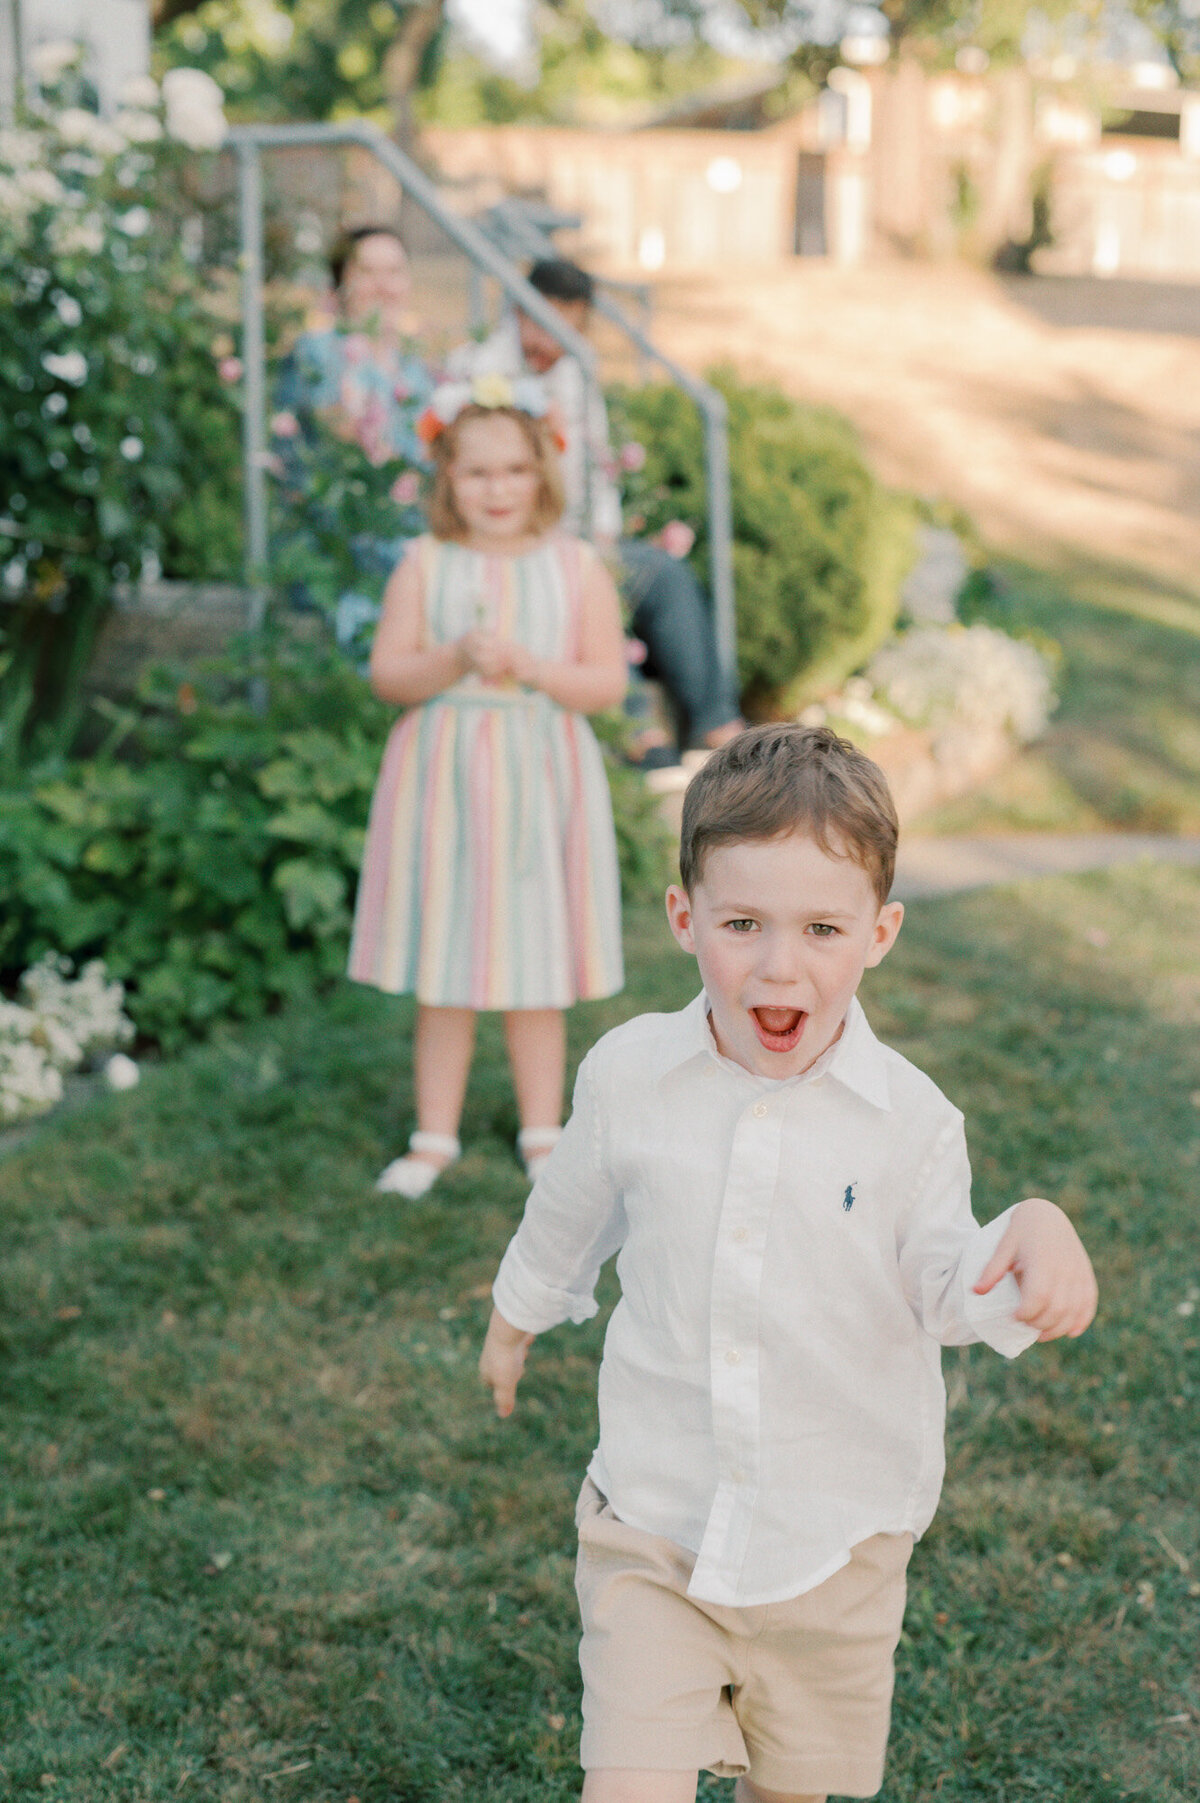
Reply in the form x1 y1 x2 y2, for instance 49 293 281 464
447 258 742 768
273 225 434 651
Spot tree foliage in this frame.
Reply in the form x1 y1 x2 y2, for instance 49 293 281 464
156 0 1195 128
154 0 448 137
416 0 735 128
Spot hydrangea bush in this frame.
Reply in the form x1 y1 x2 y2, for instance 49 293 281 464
0 953 133 1124
0 46 237 763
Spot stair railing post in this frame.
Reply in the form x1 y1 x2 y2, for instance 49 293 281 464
703 389 736 692
236 135 269 634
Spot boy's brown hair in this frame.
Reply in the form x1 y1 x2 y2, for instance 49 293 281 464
680 724 899 903
428 405 565 542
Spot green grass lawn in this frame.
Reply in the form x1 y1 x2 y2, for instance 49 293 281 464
2 866 1198 1801
913 559 1200 836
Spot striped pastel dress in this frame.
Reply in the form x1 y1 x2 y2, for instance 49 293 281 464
348 534 624 1010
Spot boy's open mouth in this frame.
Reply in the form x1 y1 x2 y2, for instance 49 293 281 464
751 1006 806 1053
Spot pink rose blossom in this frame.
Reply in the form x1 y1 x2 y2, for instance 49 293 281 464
625 637 648 666
218 356 243 384
270 410 300 439
620 440 647 473
390 470 421 506
355 397 390 467
658 519 696 559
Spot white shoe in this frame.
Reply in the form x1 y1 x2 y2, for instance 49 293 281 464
375 1131 461 1198
517 1125 562 1183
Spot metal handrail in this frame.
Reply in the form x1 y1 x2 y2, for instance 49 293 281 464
227 119 736 688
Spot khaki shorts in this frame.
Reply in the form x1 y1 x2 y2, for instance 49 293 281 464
575 1478 912 1798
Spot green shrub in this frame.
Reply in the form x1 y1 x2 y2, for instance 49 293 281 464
0 636 384 1048
0 636 670 1047
611 369 915 714
0 52 239 764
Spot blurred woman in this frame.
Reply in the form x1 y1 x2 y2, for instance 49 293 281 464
273 226 435 651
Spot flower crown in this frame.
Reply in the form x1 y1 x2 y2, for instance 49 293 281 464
416 372 566 450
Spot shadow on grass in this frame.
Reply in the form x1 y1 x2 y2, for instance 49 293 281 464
0 871 1197 1800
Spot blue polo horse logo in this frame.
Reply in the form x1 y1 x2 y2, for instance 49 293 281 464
842 1184 856 1212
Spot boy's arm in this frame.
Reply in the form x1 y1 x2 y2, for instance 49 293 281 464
898 1115 1096 1356
479 1310 535 1419
479 1053 625 1417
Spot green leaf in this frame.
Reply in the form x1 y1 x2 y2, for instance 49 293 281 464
272 857 347 932
264 801 348 851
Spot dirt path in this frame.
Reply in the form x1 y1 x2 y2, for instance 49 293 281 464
650 262 1200 591
893 831 1200 899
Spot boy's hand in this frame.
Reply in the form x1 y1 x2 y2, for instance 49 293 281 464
974 1197 1098 1341
479 1306 536 1418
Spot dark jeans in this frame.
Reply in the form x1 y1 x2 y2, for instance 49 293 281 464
618 540 740 749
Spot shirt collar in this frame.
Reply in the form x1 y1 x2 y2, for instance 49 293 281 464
661 991 891 1110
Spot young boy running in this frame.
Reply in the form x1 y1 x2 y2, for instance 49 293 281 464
480 724 1097 1803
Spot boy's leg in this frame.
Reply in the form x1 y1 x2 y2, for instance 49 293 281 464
734 1782 825 1803
581 1772 698 1803
503 1007 566 1132
579 1773 823 1802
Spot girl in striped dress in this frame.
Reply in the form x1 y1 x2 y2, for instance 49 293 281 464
349 379 627 1197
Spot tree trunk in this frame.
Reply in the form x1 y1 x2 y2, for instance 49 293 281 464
383 0 445 151
150 0 209 28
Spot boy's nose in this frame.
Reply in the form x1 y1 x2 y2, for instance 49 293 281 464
756 937 807 985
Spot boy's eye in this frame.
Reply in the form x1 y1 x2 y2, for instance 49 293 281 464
808 922 838 938
725 918 757 933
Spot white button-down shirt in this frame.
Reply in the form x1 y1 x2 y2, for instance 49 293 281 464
493 992 1038 1607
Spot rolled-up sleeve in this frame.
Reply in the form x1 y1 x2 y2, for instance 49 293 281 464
898 1114 1039 1360
492 1053 627 1334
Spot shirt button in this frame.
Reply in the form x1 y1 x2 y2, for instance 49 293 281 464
732 1226 749 1244
752 1101 768 1118
731 1467 745 1484
725 1348 741 1365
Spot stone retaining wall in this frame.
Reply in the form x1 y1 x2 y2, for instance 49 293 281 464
89 581 251 693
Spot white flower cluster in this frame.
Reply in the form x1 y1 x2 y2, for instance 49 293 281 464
0 47 226 242
0 955 135 1126
161 68 227 152
865 623 1056 742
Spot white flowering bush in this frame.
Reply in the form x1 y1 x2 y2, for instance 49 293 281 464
0 954 134 1125
0 44 236 761
864 623 1056 742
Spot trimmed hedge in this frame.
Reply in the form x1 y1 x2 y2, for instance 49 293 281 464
611 369 915 715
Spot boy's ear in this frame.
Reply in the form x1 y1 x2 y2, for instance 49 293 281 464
864 900 904 969
665 885 696 954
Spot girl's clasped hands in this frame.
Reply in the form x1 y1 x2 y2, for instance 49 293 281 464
457 627 541 687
